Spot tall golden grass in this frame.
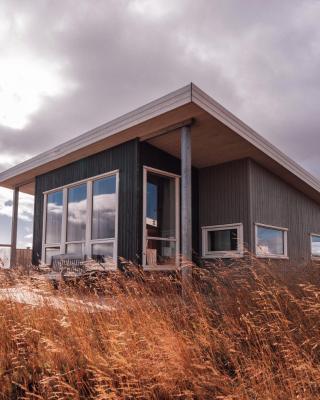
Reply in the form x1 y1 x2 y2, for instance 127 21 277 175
0 258 319 399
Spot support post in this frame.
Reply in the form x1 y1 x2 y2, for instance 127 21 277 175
10 187 19 268
181 125 192 281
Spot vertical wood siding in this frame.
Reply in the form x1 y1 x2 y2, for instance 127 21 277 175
249 159 320 265
32 139 140 264
33 135 320 268
198 159 251 254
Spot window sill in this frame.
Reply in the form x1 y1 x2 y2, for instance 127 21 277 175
256 254 289 260
202 253 244 259
143 265 180 271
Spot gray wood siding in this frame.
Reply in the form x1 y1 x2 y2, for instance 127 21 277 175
198 159 251 254
249 160 320 265
32 139 140 264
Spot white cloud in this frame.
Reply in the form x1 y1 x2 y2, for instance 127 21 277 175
0 188 33 222
128 0 176 18
0 6 76 130
0 55 70 129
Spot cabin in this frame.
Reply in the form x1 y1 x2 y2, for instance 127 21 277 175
1 83 320 270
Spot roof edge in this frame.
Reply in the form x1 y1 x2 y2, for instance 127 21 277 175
0 84 192 185
191 83 320 194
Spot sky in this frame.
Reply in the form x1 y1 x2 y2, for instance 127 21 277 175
0 0 320 248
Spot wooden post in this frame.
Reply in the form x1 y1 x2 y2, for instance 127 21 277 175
10 187 19 268
181 125 192 282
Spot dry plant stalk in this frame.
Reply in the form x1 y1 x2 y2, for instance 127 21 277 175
0 258 319 399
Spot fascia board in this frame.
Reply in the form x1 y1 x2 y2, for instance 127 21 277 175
0 84 192 184
191 83 320 193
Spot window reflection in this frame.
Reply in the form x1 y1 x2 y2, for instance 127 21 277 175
311 235 320 257
145 170 178 268
256 226 285 256
66 243 85 255
92 176 116 240
46 191 63 244
44 173 118 263
67 184 87 242
146 173 175 239
92 242 114 263
0 247 11 269
208 229 238 252
45 247 60 265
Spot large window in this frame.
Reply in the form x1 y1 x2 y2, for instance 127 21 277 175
46 191 63 245
42 171 118 267
202 223 243 258
311 234 320 258
91 175 117 261
143 167 179 269
255 223 288 258
66 184 87 255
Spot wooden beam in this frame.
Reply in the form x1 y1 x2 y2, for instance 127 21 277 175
140 118 194 142
10 187 19 268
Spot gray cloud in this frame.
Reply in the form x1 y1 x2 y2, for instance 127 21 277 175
0 0 320 244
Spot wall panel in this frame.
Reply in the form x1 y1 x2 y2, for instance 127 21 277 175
249 160 320 265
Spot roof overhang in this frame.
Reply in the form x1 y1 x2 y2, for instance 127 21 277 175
1 83 320 204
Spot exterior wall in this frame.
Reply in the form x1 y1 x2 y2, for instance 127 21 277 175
32 137 320 268
249 159 320 265
32 139 140 264
198 159 251 256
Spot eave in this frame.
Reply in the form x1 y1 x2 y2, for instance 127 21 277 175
0 83 319 205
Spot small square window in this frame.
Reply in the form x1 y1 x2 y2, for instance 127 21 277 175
202 224 243 258
311 234 320 258
255 224 288 258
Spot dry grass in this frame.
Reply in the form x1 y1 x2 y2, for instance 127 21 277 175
0 259 319 399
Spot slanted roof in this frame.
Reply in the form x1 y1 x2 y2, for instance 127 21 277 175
0 83 320 204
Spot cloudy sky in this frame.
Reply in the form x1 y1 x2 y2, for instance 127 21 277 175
0 0 320 247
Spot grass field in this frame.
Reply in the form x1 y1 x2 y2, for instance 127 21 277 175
0 259 319 399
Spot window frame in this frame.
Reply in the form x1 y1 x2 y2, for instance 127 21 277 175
310 233 320 259
255 223 288 259
142 166 180 271
42 170 119 269
201 223 244 259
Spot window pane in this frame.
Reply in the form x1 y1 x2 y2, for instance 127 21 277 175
92 176 116 240
146 172 176 239
67 184 87 242
17 192 34 249
92 242 114 263
45 247 60 265
311 235 320 257
46 191 63 244
208 229 238 252
257 226 284 255
0 247 11 269
146 239 176 267
66 243 85 255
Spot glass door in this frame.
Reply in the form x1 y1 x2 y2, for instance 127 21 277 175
143 167 180 269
